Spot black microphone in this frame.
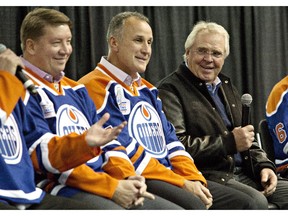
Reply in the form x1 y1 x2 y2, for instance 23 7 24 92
0 43 37 95
241 93 253 126
240 93 255 176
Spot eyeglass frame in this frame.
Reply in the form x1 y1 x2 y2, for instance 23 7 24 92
193 47 224 59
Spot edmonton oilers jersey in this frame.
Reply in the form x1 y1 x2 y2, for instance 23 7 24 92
266 76 288 171
79 62 207 186
24 70 128 198
80 64 195 176
0 99 45 205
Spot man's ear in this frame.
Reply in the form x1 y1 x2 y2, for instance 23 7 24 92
109 36 119 52
25 39 36 55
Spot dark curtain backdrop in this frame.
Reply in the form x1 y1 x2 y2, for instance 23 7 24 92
1 6 288 131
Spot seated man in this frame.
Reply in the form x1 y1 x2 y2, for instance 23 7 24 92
266 75 288 177
0 44 122 210
157 20 288 209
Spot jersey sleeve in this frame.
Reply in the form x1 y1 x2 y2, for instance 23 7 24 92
57 164 119 199
23 92 101 174
0 71 25 126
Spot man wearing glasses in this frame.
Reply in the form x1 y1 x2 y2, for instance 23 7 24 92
157 20 288 209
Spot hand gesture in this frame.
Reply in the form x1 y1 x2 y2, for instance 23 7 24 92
85 113 127 147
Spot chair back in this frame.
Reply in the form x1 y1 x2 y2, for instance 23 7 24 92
258 119 275 162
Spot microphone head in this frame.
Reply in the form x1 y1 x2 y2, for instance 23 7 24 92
0 43 7 54
241 93 253 106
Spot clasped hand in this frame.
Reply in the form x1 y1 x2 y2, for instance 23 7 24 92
112 175 155 209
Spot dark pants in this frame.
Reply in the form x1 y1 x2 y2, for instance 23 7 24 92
70 190 183 210
233 171 288 209
0 193 101 210
146 179 256 209
207 180 257 209
146 179 206 209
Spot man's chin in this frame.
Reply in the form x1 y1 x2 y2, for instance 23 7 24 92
201 76 215 83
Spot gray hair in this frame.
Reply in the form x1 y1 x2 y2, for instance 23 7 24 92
106 11 149 42
183 21 230 61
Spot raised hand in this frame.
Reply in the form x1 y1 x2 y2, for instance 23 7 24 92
85 112 127 147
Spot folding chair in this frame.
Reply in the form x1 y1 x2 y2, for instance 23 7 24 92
257 119 278 209
258 119 275 162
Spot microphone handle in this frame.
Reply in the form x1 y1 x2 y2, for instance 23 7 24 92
241 105 250 126
241 104 255 177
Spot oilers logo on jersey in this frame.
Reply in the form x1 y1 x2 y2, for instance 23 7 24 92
56 104 90 136
0 114 22 164
128 101 167 158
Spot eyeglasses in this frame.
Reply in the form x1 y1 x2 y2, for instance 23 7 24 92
193 48 224 59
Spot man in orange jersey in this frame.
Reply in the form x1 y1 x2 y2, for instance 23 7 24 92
0 45 127 209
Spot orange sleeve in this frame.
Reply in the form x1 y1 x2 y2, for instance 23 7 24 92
0 70 25 116
31 132 101 173
102 145 137 179
170 155 207 186
65 164 119 199
47 132 101 172
141 156 186 187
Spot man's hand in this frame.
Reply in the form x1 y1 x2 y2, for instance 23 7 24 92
112 176 155 209
127 175 155 206
232 125 255 152
183 180 213 209
0 48 24 75
260 168 277 197
85 113 127 147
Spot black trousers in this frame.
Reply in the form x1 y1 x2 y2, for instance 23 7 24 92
70 188 184 210
146 179 257 209
233 170 288 209
0 193 102 210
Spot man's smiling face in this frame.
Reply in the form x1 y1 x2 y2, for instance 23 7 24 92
185 30 225 83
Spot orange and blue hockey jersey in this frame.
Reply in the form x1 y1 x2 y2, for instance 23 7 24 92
23 65 136 199
0 70 45 205
78 57 206 187
266 75 288 174
0 70 103 206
